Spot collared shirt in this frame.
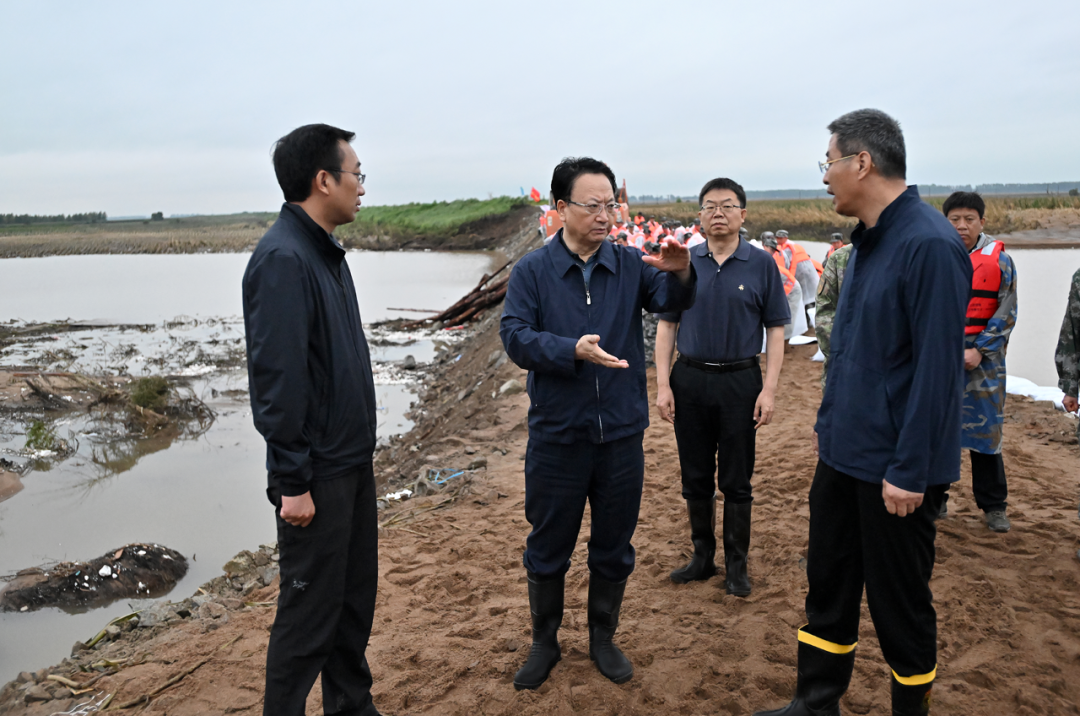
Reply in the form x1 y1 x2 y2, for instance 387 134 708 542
815 186 971 492
657 238 790 363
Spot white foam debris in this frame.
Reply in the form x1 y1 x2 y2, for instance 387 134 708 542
383 489 413 501
790 334 818 346
1006 376 1068 412
98 565 112 577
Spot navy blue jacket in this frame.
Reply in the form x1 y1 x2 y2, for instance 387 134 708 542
500 231 696 444
816 186 971 493
243 203 377 496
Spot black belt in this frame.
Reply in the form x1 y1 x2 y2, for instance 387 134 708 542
678 355 758 373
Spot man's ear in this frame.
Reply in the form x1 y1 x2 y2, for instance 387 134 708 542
855 151 874 180
312 169 333 198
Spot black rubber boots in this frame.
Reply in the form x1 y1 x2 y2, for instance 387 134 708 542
587 575 633 684
669 497 717 583
513 571 564 691
891 674 933 715
752 641 856 716
723 501 752 596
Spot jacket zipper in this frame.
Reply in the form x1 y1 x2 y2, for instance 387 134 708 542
580 267 603 442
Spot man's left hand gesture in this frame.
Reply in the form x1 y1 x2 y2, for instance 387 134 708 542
642 237 691 282
882 479 924 517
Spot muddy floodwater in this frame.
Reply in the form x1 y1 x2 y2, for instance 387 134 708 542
0 250 494 682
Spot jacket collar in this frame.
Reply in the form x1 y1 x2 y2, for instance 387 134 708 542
850 185 921 251
280 203 346 259
547 229 618 276
970 232 993 253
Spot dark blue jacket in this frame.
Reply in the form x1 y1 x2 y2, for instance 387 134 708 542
500 231 696 444
816 186 972 493
243 203 377 496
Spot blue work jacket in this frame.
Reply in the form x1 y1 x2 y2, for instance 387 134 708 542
243 203 377 496
816 186 972 493
500 231 696 444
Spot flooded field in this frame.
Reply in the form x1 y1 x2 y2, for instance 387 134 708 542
0 250 494 682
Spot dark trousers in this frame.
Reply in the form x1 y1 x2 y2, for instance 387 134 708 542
804 460 944 679
943 451 1008 513
523 432 644 583
265 465 379 716
670 359 761 504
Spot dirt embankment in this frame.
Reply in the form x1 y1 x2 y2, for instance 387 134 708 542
340 206 539 253
3 219 1080 715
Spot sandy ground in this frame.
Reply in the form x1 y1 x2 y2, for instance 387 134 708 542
3 327 1080 714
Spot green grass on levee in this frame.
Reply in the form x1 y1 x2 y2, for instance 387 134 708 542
337 196 532 239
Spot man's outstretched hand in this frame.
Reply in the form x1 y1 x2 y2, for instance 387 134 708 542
642 237 691 281
576 334 629 368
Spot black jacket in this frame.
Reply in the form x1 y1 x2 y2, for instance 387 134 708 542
243 203 377 496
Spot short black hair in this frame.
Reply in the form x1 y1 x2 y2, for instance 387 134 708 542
550 157 617 204
698 177 746 208
826 109 906 180
942 191 985 220
272 124 356 203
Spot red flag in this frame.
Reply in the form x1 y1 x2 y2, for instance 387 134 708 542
529 187 541 202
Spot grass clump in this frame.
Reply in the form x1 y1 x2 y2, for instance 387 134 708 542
25 420 59 451
130 376 170 412
337 196 530 240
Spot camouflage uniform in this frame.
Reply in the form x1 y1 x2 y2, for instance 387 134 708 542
962 234 1018 455
1054 267 1080 439
815 244 852 389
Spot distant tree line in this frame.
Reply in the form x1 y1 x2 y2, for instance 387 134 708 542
0 212 107 225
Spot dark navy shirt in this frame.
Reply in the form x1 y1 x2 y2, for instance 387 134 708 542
815 186 972 493
657 238 790 363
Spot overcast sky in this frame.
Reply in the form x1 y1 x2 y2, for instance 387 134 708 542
2 0 1078 216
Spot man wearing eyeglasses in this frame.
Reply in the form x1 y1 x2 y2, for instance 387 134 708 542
243 124 384 716
754 109 970 716
654 178 790 598
500 156 695 690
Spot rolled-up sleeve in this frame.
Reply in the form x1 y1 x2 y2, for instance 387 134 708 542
243 250 313 496
885 239 970 493
499 262 580 378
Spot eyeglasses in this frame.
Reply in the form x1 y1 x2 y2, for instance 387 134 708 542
700 203 742 215
567 200 619 216
327 168 366 185
818 154 858 174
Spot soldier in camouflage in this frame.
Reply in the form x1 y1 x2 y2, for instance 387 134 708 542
1053 266 1080 533
814 235 852 389
944 192 1017 533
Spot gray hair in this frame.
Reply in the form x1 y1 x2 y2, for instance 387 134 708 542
826 108 906 180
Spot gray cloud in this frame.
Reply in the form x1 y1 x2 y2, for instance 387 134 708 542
2 0 1077 215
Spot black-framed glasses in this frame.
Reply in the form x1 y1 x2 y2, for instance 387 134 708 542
327 168 366 185
700 203 742 215
567 200 619 216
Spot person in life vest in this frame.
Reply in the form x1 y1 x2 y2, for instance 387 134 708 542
825 232 844 260
775 230 819 307
543 205 564 242
762 232 806 340
942 191 1017 533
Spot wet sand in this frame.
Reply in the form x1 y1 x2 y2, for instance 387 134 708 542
3 328 1079 714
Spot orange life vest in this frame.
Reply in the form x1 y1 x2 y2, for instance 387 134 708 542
544 210 563 238
771 251 797 295
812 259 824 277
966 240 1003 335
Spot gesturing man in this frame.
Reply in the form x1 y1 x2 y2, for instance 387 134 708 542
655 177 789 597
754 110 970 716
243 124 384 716
500 157 695 690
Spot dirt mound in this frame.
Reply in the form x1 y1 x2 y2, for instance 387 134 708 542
0 544 188 613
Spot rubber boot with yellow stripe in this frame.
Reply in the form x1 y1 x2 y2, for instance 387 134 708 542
891 668 934 715
752 630 856 716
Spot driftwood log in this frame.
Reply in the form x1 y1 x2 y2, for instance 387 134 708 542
402 260 512 329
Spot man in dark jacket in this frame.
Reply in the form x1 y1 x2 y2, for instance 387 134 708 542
500 157 695 690
243 124 383 716
754 110 970 716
